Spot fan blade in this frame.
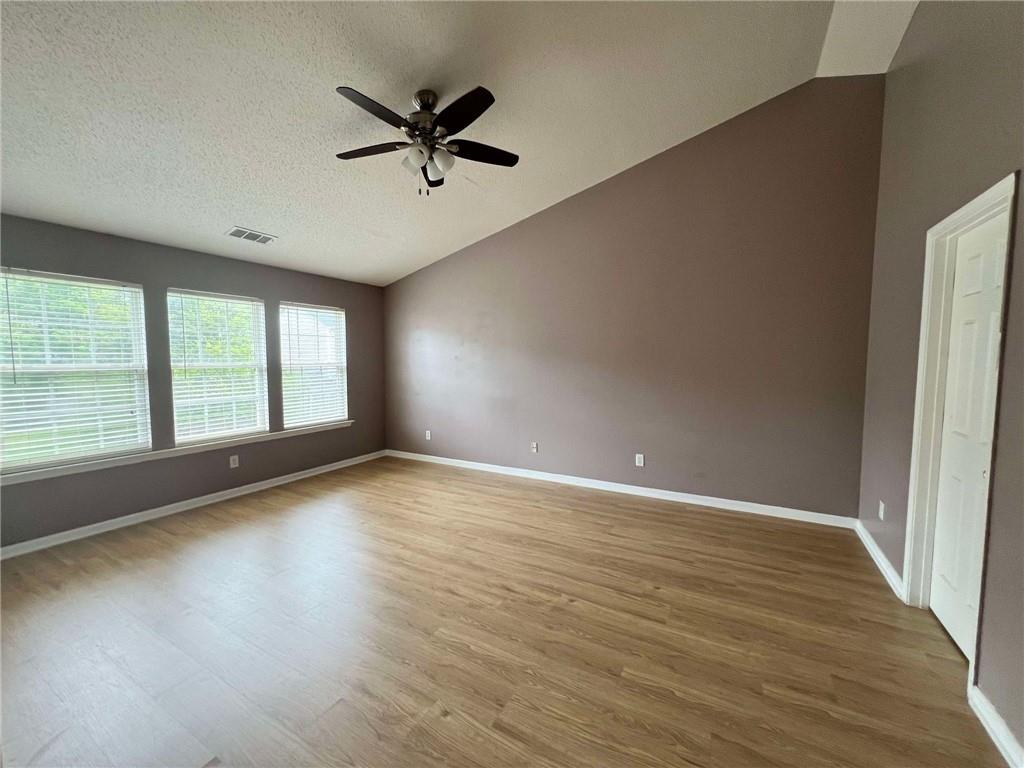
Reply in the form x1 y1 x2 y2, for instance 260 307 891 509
336 142 409 160
449 140 518 167
434 86 495 136
422 165 444 188
336 86 410 130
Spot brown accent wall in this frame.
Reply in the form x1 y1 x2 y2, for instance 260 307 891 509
385 76 884 518
0 215 385 545
857 1 1023 739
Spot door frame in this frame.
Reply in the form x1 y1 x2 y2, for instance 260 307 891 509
903 172 1016 666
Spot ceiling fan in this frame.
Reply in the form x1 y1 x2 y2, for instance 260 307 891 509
334 86 519 191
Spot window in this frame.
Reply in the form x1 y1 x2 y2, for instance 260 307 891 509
280 303 348 428
0 269 151 471
167 290 268 444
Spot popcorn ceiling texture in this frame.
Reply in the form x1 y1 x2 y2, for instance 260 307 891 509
0 1 845 285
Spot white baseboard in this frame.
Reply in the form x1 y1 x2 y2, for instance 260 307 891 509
384 450 858 529
970 685 1024 768
0 450 387 560
855 520 907 601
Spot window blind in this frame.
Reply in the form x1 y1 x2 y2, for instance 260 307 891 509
167 290 268 444
280 303 348 428
0 270 151 471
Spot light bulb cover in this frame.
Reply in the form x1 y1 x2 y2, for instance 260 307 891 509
407 144 429 168
425 157 444 182
433 147 455 174
401 155 420 176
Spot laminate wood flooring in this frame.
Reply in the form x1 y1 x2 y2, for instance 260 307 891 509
1 457 1004 767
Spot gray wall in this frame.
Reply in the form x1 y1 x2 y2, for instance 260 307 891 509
857 1 1023 739
1 215 385 545
1 10 1019 739
385 76 884 518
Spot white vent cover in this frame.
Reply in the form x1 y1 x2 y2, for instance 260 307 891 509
226 226 276 245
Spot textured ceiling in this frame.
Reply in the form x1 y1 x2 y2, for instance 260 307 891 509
2 2 901 286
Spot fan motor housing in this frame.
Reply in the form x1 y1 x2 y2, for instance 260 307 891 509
406 89 441 138
404 110 436 136
412 89 438 111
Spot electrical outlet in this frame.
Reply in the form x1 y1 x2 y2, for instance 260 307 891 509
878 500 885 521
425 430 431 441
229 454 239 469
530 441 538 454
635 453 645 468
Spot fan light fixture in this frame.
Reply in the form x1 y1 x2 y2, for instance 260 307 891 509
432 147 455 175
407 144 429 168
401 155 420 176
425 157 444 182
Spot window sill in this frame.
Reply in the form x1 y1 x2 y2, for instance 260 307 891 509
0 420 354 486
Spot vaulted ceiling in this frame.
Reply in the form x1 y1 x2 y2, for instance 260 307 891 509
1 2 915 285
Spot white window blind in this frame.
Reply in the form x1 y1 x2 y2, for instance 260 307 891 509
167 290 268 444
0 269 151 471
280 303 348 428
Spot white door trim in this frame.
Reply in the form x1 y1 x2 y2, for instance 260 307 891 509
899 175 1019 768
903 172 1016 617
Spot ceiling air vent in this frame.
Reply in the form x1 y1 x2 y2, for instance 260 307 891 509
226 226 276 245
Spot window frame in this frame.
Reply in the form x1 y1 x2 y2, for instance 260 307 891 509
0 277 359 486
0 267 153 473
166 287 271 446
279 300 349 430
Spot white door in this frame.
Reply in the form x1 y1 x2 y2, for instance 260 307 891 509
929 208 1011 660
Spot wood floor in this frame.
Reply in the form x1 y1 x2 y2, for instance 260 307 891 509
1 457 1003 767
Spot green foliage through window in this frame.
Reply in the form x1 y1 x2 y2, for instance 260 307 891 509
280 303 348 428
167 290 269 443
0 270 151 470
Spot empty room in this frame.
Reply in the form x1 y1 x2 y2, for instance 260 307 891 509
1 2 1021 766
